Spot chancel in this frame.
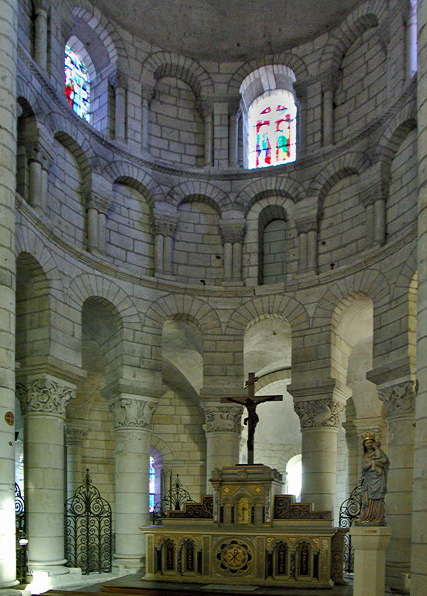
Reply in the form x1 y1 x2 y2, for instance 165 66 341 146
0 1 426 596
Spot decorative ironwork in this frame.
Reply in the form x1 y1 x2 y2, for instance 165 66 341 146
64 469 112 574
274 496 332 520
152 474 195 524
338 479 363 574
167 496 213 519
15 483 28 583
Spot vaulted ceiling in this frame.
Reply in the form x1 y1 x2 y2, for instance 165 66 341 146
92 0 363 61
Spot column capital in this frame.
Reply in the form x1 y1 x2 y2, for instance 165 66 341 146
321 68 341 93
16 374 76 417
26 140 53 169
295 216 318 235
227 96 241 115
378 380 416 419
205 404 242 434
152 217 178 237
88 191 111 214
293 397 345 429
109 71 129 90
109 396 157 430
219 219 246 244
352 417 386 444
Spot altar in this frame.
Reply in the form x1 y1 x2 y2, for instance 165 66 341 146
142 464 346 589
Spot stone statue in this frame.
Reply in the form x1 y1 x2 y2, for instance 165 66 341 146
357 433 389 524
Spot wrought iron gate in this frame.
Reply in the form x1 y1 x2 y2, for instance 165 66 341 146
15 483 28 583
338 480 363 574
152 473 194 524
64 469 112 574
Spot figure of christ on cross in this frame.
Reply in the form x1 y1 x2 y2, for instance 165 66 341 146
221 372 283 465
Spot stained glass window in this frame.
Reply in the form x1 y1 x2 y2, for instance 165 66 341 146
65 45 90 122
149 455 155 511
248 91 296 169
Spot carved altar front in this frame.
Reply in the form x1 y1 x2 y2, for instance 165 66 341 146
142 464 346 589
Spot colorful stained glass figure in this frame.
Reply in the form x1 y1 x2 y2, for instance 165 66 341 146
149 455 155 511
248 91 296 169
65 45 90 122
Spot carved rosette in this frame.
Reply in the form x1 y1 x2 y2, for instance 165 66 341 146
294 398 344 429
16 378 75 417
205 405 242 433
378 380 416 419
110 397 157 430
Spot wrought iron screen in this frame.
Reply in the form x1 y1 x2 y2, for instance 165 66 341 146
338 479 363 574
152 473 194 524
15 483 28 583
65 469 112 574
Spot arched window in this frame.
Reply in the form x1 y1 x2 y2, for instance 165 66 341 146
248 91 297 169
286 454 302 501
65 45 90 121
149 455 156 511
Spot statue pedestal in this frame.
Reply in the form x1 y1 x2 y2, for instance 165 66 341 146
350 525 391 596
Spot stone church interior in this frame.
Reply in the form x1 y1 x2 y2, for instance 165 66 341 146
0 0 426 594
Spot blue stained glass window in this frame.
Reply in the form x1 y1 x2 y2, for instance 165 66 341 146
65 45 90 122
149 456 155 511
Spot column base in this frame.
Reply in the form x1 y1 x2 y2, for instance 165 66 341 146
386 562 411 594
113 554 145 574
350 525 391 596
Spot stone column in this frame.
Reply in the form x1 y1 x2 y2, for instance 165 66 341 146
379 380 415 594
203 103 213 167
412 3 427 590
228 99 240 167
16 375 75 575
152 218 177 277
27 142 52 213
290 381 349 514
0 0 18 587
204 405 242 492
109 393 157 572
219 219 245 283
34 1 48 70
65 421 89 498
321 72 339 146
141 85 154 152
294 82 308 155
365 200 375 247
296 217 318 274
110 73 127 142
86 193 109 254
359 176 386 247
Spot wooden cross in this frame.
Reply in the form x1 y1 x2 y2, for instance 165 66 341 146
221 372 283 465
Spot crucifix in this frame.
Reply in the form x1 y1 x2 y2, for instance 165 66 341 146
221 372 283 465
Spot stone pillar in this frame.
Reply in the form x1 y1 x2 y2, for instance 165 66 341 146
65 421 89 498
141 85 154 152
374 197 386 245
203 103 213 167
290 381 349 514
321 72 339 146
27 142 52 213
34 1 48 70
228 99 240 167
350 526 392 596
110 73 127 142
379 380 415 593
109 393 157 572
359 176 386 247
296 218 318 274
294 82 308 155
16 375 75 575
152 218 177 277
365 200 375 247
0 0 18 587
219 219 245 283
412 3 427 590
86 193 109 254
204 405 242 492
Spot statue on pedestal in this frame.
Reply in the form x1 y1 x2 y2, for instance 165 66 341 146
357 433 389 524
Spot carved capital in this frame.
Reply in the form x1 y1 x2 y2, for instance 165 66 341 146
16 377 75 417
295 217 318 235
88 192 111 214
26 141 53 169
109 71 128 90
219 220 246 244
294 398 344 429
110 397 157 430
205 405 242 433
152 217 177 237
378 380 416 419
322 68 341 93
